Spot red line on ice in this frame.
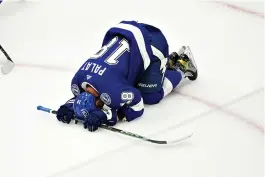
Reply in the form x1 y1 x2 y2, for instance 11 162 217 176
178 89 264 133
16 63 75 72
12 63 265 133
216 1 264 19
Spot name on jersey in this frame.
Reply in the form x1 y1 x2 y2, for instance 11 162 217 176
138 83 157 88
80 61 106 76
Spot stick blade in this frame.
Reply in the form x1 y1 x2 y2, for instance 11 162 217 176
166 133 193 144
1 60 14 75
147 133 193 145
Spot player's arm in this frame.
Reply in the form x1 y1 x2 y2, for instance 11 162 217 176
116 87 144 122
72 86 145 132
100 87 144 123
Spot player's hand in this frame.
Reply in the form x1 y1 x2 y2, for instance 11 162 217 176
117 108 126 121
83 110 106 132
56 98 75 124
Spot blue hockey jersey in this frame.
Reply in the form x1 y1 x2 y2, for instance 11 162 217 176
71 21 168 122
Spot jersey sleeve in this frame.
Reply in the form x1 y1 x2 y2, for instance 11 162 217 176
118 95 144 122
116 87 145 122
99 85 145 122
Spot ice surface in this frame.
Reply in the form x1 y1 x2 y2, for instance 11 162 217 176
0 1 263 177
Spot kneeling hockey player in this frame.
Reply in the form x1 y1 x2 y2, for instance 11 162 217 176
56 21 198 132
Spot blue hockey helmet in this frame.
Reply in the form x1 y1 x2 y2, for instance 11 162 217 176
73 92 98 119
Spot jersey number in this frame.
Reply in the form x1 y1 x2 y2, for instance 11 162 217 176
90 37 130 65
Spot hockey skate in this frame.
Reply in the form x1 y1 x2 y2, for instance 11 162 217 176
168 46 198 81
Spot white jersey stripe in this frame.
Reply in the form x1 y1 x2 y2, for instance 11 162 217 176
114 23 151 70
163 77 173 97
130 98 144 111
151 45 168 70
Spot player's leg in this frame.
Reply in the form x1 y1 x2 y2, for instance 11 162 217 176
136 23 169 94
140 46 198 105
136 23 198 104
140 69 182 104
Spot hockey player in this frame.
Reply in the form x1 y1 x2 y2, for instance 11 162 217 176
56 21 198 132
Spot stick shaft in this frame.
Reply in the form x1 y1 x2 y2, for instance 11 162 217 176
37 105 169 144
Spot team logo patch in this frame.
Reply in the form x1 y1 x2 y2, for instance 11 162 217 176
81 109 89 118
71 84 80 96
100 93 111 105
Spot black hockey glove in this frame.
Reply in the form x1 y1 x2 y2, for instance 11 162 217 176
56 98 75 124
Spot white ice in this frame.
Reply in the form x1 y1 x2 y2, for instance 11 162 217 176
0 1 264 177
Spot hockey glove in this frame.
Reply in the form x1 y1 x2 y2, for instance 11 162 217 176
83 109 118 132
56 98 75 124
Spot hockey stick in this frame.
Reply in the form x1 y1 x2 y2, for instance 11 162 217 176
0 44 14 74
0 44 13 63
37 105 193 145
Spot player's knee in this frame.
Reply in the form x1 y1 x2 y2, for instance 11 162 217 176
142 91 163 105
136 61 163 94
